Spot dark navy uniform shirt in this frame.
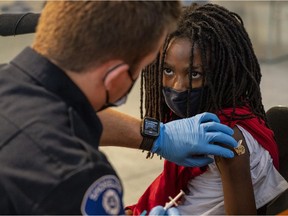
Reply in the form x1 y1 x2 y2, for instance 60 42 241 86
0 47 124 215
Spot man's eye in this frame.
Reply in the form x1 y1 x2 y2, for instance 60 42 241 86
163 68 173 75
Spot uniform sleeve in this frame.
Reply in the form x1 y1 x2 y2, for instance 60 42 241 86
0 185 14 214
33 159 125 215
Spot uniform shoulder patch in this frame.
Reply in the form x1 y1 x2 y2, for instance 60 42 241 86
81 175 124 215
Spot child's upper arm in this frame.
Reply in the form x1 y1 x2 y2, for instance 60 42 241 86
215 125 257 215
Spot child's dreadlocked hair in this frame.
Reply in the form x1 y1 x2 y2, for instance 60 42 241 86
140 3 267 124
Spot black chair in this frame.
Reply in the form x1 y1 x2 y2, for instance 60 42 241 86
266 105 288 215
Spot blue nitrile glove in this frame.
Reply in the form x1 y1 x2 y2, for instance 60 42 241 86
149 206 180 216
151 112 238 167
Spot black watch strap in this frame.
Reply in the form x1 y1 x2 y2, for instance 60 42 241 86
139 117 160 154
139 136 155 151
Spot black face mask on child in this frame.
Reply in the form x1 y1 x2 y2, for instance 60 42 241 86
162 87 204 118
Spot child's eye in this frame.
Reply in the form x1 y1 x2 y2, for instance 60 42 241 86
191 71 202 79
163 67 174 76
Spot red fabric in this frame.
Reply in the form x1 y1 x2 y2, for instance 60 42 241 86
125 162 205 215
126 107 279 215
217 106 279 169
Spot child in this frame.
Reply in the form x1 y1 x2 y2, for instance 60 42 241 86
126 3 288 215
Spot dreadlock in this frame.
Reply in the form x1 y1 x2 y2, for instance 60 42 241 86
140 3 267 124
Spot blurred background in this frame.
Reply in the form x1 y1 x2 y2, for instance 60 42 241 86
1 0 288 207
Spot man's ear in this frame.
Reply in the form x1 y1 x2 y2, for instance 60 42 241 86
104 63 129 89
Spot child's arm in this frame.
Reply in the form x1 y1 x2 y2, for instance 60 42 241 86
215 126 257 215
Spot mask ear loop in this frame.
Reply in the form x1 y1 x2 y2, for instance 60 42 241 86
14 12 32 36
102 63 126 106
105 89 110 105
102 63 126 82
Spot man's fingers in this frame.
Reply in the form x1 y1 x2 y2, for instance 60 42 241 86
203 122 234 135
182 156 214 167
149 206 165 216
208 132 238 148
197 112 220 123
203 144 235 158
167 207 180 215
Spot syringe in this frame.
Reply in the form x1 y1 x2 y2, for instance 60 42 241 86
163 190 185 210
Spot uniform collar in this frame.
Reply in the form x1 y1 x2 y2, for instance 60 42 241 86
10 47 102 141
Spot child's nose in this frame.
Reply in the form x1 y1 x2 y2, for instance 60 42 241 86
173 77 188 92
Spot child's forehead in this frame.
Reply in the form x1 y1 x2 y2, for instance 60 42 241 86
166 37 206 58
169 37 192 46
166 37 207 54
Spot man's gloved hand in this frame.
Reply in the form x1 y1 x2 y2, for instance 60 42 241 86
151 112 238 167
149 206 180 216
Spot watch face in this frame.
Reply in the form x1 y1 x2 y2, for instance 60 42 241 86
143 118 159 137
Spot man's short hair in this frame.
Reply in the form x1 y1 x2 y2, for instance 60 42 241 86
33 1 181 72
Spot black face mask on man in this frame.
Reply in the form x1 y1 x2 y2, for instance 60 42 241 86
98 65 135 112
162 87 204 118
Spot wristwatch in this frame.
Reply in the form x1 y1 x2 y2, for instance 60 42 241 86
139 117 160 151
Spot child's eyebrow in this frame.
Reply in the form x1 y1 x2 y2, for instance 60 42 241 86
191 64 203 71
162 62 175 70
